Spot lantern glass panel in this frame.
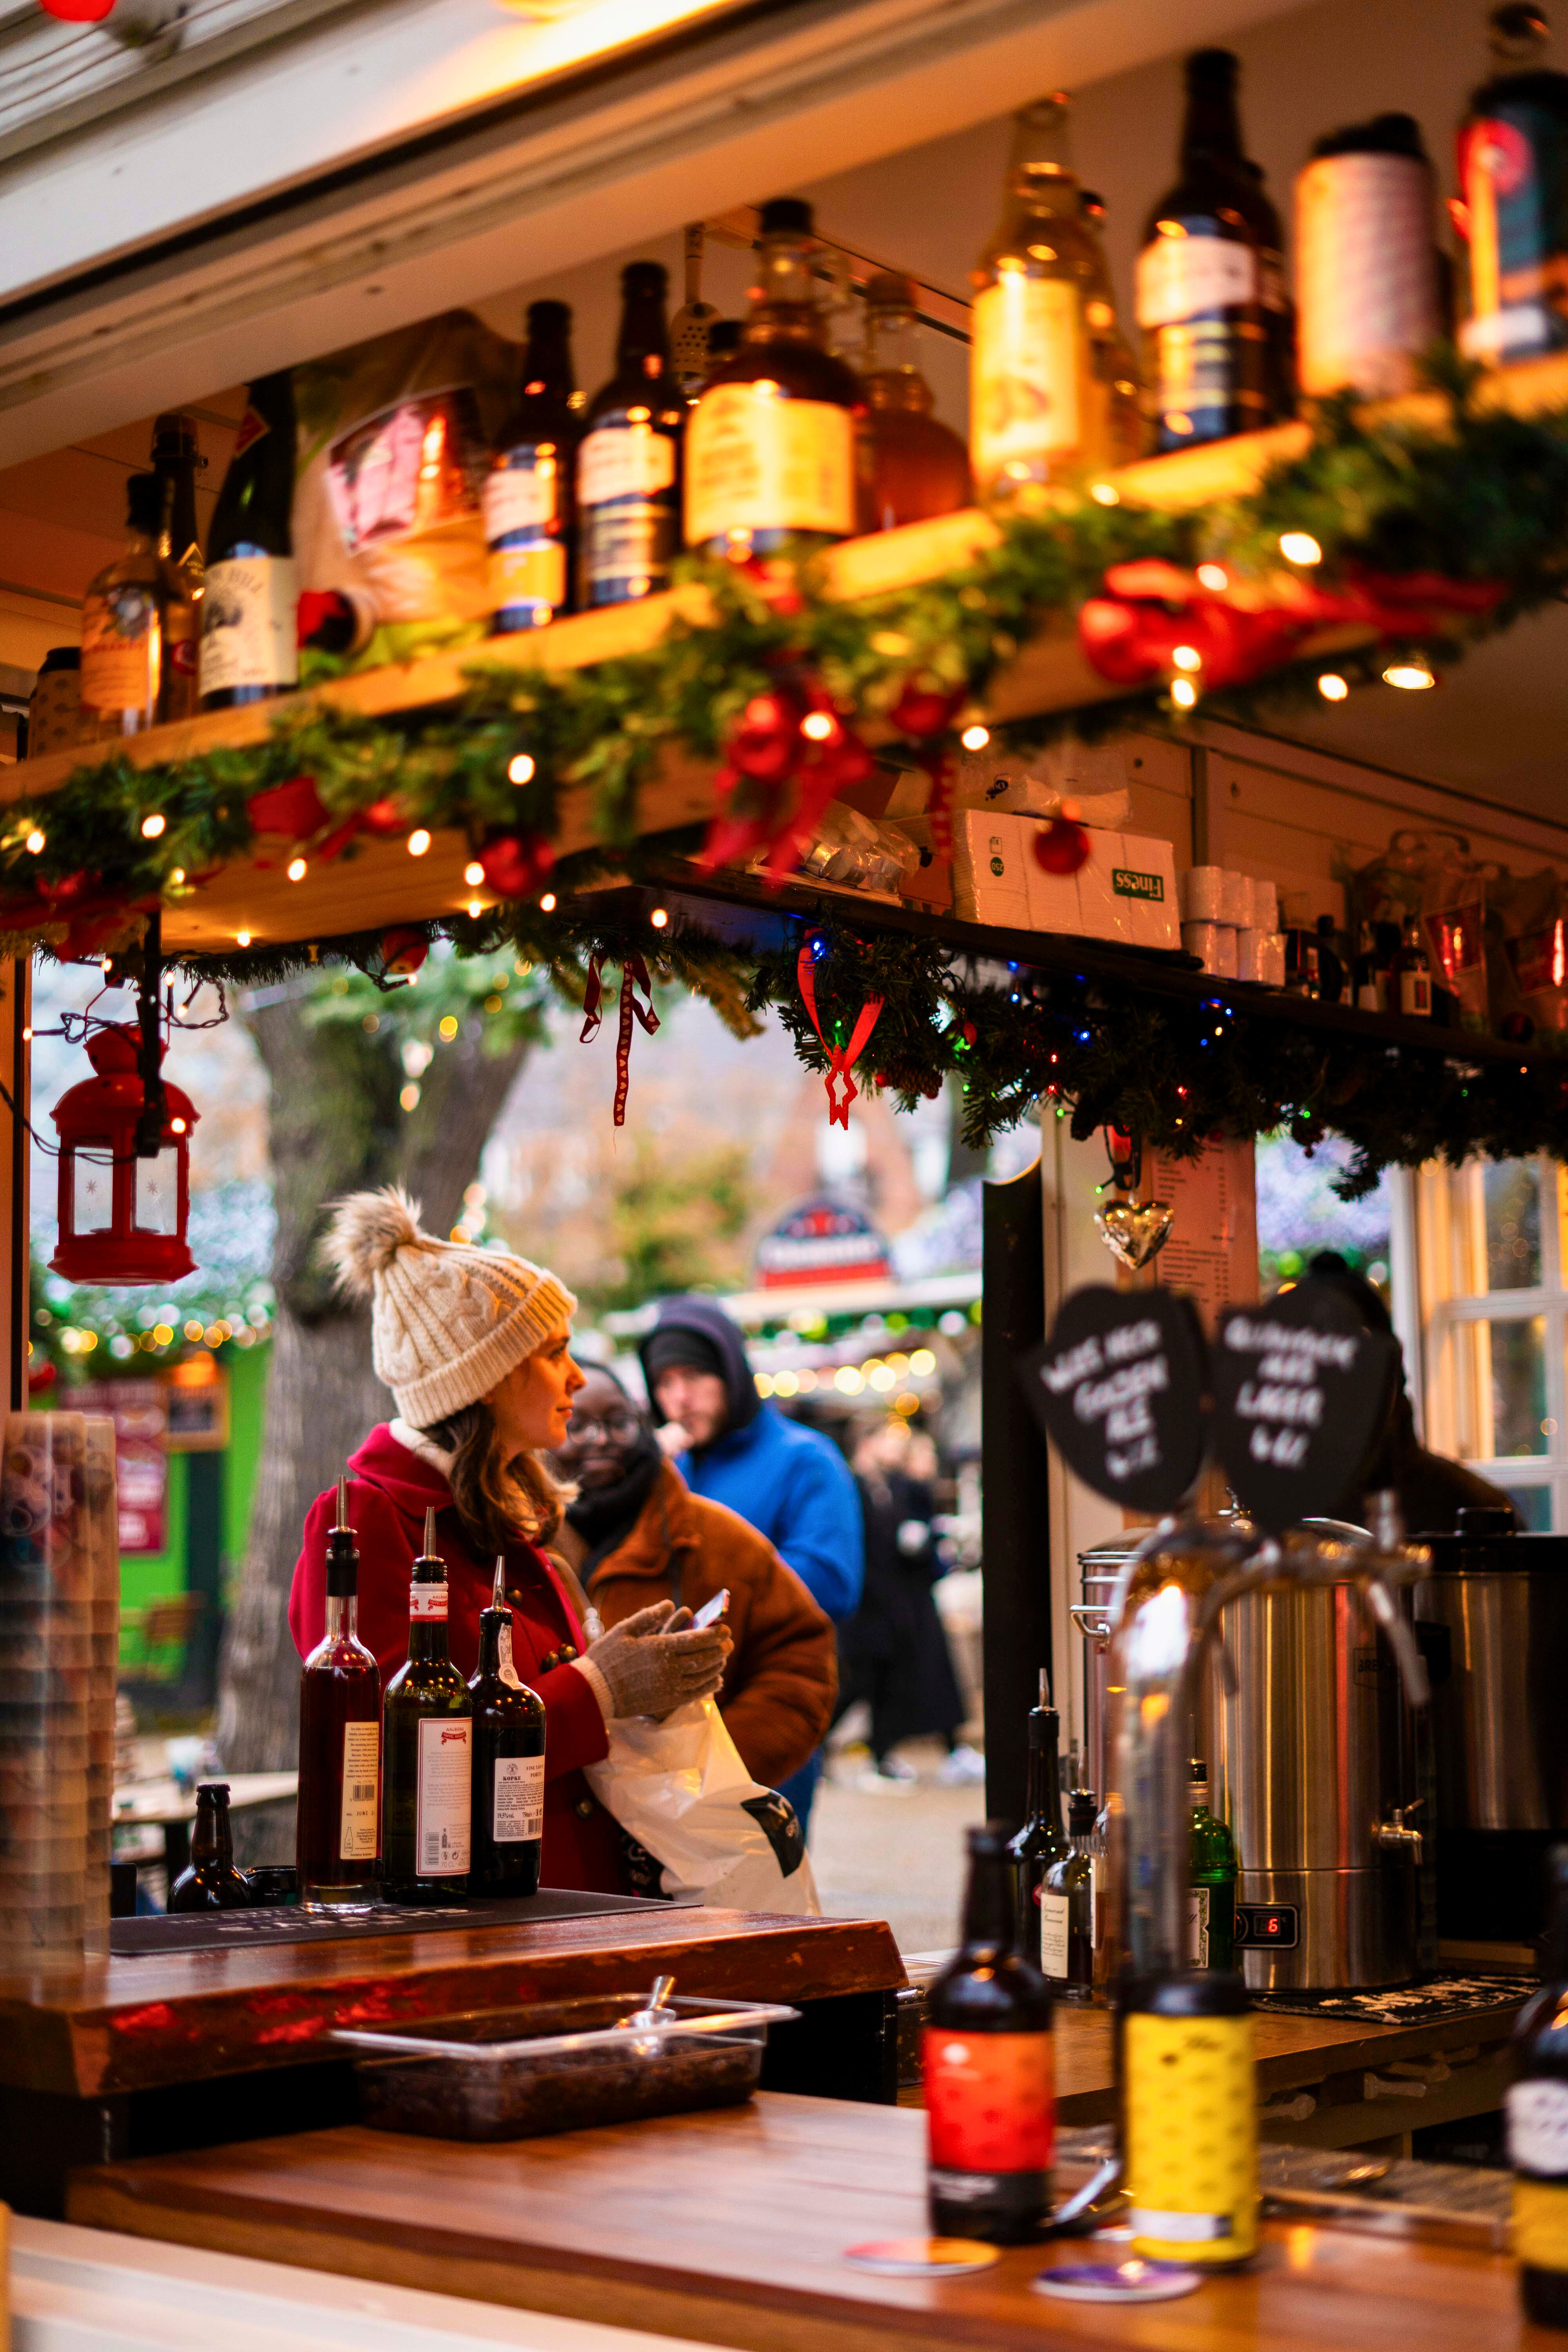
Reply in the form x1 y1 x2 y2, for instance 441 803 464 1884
70 1149 115 1235
134 1148 180 1236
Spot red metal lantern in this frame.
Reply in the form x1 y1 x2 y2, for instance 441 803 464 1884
49 1025 197 1284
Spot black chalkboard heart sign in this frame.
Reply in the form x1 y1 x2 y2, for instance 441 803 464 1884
1209 1285 1399 1535
1018 1284 1210 1513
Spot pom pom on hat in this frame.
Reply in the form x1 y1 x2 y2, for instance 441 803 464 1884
321 1185 577 1425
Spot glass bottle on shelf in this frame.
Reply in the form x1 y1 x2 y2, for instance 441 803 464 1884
686 197 862 560
577 262 685 609
296 1477 381 1911
468 1558 547 1898
924 1821 1055 2243
382 1508 473 1904
1396 913 1434 1018
1459 4 1568 366
200 371 299 710
1040 1789 1098 2001
970 92 1101 500
150 412 205 592
1008 1668 1069 1955
167 1782 256 1911
1188 1757 1237 1971
486 300 579 636
1136 48 1289 452
855 270 973 530
1509 1841 1568 2325
1079 191 1146 466
1353 918 1387 1013
80 473 198 741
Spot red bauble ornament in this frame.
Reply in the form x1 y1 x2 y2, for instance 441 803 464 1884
1034 811 1091 876
36 0 115 19
50 1025 196 1285
480 831 554 900
361 798 409 837
249 774 329 840
889 682 963 739
729 693 800 782
380 927 428 978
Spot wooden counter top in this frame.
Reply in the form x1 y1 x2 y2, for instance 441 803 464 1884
0 1907 905 2100
67 2091 1533 2352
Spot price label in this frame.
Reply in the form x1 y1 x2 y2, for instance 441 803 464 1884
1209 1287 1397 1534
1018 1285 1209 1512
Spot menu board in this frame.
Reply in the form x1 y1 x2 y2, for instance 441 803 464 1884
1019 1284 1210 1514
1209 1286 1397 1535
1145 1136 1258 1324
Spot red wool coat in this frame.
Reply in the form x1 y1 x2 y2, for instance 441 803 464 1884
290 1422 624 1894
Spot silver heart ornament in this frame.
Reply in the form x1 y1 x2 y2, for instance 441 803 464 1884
1094 1199 1175 1271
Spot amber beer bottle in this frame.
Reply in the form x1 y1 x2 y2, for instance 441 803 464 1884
167 1783 255 1911
296 1479 381 1910
1509 1845 1568 2324
577 262 684 608
686 198 861 559
468 1559 547 1896
382 1508 473 1903
856 271 973 530
924 1822 1054 2241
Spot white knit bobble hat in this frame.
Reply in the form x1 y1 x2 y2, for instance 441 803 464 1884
323 1185 577 1428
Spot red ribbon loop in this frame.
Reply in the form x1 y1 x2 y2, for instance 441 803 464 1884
797 944 884 1128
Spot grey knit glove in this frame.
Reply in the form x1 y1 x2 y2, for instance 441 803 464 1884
582 1599 732 1721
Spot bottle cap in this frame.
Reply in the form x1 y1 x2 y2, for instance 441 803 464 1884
1491 3 1551 65
967 1820 1016 1858
1068 1790 1098 1834
863 270 917 311
196 1779 230 1800
527 299 571 334
621 260 668 296
1185 45 1239 86
758 196 813 236
1310 111 1428 161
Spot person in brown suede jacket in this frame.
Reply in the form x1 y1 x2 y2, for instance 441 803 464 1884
550 1366 837 1790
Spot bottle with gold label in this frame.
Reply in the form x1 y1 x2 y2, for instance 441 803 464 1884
1508 1842 1568 2325
1079 192 1145 466
856 271 973 530
80 473 198 740
486 301 579 634
577 262 684 609
1123 1971 1257 2266
686 197 862 560
969 93 1101 501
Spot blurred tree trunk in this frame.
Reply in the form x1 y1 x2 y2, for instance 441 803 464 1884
216 981 532 1771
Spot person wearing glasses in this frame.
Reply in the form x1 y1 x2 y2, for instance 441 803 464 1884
551 1365 837 1793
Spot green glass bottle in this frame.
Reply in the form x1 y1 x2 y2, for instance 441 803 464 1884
382 1508 473 1904
1189 1756 1237 1971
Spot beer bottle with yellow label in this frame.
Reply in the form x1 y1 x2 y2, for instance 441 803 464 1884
1508 1844 1568 2325
1123 1971 1258 2267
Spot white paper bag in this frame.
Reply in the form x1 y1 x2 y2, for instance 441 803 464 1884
586 1697 821 1915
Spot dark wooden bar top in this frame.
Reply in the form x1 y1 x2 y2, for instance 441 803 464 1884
0 1908 906 2099
67 2091 1533 2352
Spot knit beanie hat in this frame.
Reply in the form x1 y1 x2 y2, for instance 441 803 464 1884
323 1186 577 1428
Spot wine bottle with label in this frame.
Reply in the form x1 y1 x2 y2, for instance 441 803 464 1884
1040 1790 1097 2001
296 1478 381 1911
1007 1669 1069 1951
577 262 684 608
486 301 579 635
200 371 299 709
970 93 1101 499
924 1821 1054 2243
1123 1969 1257 2267
382 1507 473 1904
1188 1758 1237 1971
1136 49 1287 452
469 1557 546 1897
1509 1843 1568 2325
80 473 198 739
1396 913 1434 1018
686 196 862 557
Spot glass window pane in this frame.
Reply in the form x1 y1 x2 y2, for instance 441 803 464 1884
1483 1160 1541 1289
133 1148 180 1236
69 1150 114 1235
1490 1315 1548 1455
1503 1485 1555 1531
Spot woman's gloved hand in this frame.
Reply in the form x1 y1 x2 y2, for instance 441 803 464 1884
581 1599 732 1721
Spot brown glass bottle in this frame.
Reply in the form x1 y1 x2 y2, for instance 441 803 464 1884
469 1559 546 1897
686 196 862 559
1136 49 1290 452
167 1782 255 1911
296 1478 381 1910
1079 193 1146 465
577 262 684 608
923 1822 1054 2242
151 412 205 589
382 1508 473 1902
856 271 973 531
486 300 579 635
80 473 199 740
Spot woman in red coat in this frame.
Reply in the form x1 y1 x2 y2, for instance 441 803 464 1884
289 1187 731 1893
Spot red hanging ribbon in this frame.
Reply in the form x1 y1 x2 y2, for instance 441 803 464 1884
797 943 883 1128
581 955 660 1127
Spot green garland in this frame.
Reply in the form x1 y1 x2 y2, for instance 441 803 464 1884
11 355 1568 1188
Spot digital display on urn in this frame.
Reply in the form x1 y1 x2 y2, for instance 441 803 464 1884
1233 1904 1299 1949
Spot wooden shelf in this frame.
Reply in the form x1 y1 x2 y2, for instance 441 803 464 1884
11 346 1568 958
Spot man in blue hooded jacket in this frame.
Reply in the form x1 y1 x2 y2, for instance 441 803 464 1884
641 1295 863 1830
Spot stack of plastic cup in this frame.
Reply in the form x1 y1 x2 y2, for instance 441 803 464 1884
82 1417 119 1956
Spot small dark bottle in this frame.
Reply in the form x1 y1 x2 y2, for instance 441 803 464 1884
577 262 685 609
1509 1843 1568 2325
200 370 298 709
486 301 579 635
1314 912 1347 1004
167 1782 255 1911
469 1557 547 1897
1396 913 1434 1019
1008 1670 1070 1961
1041 1791 1098 2002
382 1507 474 1904
1353 918 1386 1013
296 1477 381 1911
924 1821 1054 2243
151 412 205 590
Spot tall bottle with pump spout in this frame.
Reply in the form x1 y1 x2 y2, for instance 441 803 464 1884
296 1478 381 1910
382 1508 473 1903
469 1559 547 1897
1008 1670 1070 1962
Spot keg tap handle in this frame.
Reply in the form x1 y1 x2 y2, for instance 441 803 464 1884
1373 1798 1424 1863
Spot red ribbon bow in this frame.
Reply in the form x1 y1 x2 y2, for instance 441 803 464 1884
797 943 883 1128
581 954 660 1128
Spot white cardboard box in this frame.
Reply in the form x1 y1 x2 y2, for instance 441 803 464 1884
951 813 1178 949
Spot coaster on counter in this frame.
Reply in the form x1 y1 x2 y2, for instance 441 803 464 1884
1032 2259 1202 2303
844 2238 1001 2277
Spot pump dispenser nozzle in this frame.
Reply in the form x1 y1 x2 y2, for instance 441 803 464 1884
423 1506 437 1557
492 1556 506 1610
324 1470 359 1599
335 1475 349 1532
